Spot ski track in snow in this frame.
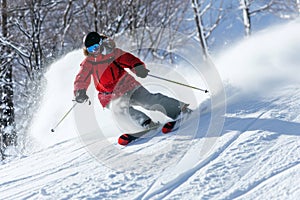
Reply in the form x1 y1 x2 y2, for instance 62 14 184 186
1 21 300 199
138 96 278 200
157 89 300 200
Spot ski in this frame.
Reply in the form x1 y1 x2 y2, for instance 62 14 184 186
118 110 193 146
118 124 161 146
162 110 193 134
162 119 181 134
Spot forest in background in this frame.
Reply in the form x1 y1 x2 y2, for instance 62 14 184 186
0 0 299 159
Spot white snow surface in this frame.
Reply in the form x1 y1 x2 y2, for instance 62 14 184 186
1 20 300 199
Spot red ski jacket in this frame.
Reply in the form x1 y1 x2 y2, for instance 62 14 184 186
74 48 145 107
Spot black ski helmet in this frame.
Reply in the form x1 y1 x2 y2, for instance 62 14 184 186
83 32 101 48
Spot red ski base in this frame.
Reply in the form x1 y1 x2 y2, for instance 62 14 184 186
118 134 137 146
162 121 177 134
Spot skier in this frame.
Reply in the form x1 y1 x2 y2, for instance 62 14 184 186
74 32 190 143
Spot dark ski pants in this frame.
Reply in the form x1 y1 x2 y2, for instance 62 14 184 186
123 86 186 126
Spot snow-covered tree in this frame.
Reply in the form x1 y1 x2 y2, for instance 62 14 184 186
191 0 224 60
240 0 251 36
239 0 300 37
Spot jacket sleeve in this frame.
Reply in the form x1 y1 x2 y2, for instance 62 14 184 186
115 48 146 73
74 60 92 93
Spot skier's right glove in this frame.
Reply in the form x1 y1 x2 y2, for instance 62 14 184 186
75 89 89 103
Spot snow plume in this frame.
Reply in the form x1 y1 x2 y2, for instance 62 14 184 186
215 19 300 95
26 51 85 152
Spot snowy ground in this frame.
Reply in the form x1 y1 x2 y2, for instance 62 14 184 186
1 20 300 199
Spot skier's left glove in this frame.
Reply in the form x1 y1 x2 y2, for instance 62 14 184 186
134 65 149 78
75 89 89 103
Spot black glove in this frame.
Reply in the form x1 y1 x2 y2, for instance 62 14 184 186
75 89 89 103
134 65 149 78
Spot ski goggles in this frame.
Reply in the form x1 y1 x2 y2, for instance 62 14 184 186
87 43 100 53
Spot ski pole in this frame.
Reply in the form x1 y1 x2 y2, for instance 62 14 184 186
148 74 209 93
51 103 78 132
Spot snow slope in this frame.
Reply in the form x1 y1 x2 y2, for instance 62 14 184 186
1 20 300 199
